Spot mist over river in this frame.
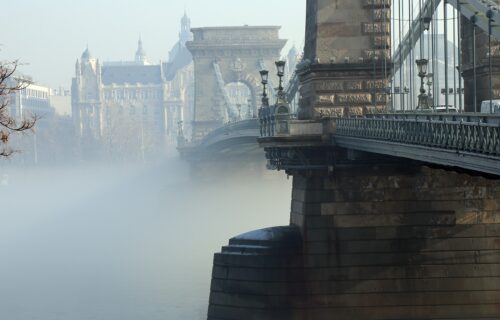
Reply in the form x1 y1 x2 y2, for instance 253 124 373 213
0 157 291 320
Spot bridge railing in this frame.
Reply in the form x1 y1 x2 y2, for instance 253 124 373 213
260 108 500 157
259 106 295 137
199 118 259 147
335 116 500 157
364 112 500 126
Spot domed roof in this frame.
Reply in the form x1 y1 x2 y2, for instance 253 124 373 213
81 47 92 60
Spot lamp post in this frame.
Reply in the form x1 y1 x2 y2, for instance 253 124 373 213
273 60 291 136
471 14 478 112
487 9 494 114
247 99 253 118
275 60 286 93
260 70 269 107
421 16 432 109
426 73 433 106
416 58 429 110
236 103 242 120
422 17 431 32
404 86 410 111
426 73 433 96
259 70 269 136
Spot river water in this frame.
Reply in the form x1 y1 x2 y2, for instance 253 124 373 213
0 157 291 320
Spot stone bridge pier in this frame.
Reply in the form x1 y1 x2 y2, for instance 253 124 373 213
207 0 500 319
287 160 500 319
208 154 500 319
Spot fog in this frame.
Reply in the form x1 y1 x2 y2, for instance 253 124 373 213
0 158 292 320
1 1 299 317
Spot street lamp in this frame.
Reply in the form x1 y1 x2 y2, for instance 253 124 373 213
416 58 429 110
260 70 269 86
422 17 432 31
260 70 269 100
416 58 429 76
259 70 270 136
247 99 253 118
275 60 286 92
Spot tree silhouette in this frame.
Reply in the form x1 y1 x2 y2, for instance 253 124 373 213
0 60 37 156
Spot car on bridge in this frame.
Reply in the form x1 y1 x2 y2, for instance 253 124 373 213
432 105 458 113
481 100 500 113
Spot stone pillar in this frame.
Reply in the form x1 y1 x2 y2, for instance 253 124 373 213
298 0 392 119
208 161 500 319
206 2 500 319
461 13 500 112
288 163 500 319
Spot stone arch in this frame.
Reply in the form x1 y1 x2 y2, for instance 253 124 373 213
186 26 287 141
223 72 261 119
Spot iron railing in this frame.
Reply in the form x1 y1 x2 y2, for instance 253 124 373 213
335 117 500 156
259 106 296 137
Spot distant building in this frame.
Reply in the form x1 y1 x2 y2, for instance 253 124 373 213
50 88 72 116
71 43 168 144
163 12 194 138
8 81 54 119
71 13 194 156
2 77 76 165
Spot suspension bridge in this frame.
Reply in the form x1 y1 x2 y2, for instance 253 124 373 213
196 1 500 319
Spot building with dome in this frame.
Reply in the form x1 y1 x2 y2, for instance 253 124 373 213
71 13 194 159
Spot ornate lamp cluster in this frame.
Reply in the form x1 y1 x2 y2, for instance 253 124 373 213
259 61 291 137
416 58 430 110
415 15 432 110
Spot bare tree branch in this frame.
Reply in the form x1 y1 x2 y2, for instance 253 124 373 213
0 58 37 157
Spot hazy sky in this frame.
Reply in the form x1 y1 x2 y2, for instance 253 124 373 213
0 0 306 89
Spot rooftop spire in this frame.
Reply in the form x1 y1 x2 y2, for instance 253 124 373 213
81 44 92 60
180 11 192 44
135 36 147 63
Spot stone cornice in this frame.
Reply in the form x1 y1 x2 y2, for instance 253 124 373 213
298 63 394 83
186 40 287 52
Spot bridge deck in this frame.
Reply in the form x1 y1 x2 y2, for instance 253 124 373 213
259 113 500 176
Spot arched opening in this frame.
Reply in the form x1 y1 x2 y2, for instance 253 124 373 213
224 82 254 120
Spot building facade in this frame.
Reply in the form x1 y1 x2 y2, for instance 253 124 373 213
71 13 194 158
8 80 54 120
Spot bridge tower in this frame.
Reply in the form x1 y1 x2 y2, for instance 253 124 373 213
206 1 500 319
186 26 286 142
298 0 391 119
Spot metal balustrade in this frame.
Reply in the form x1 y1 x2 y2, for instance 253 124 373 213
335 117 500 157
260 111 500 156
259 106 295 137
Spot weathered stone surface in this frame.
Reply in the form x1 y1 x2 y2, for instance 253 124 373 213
186 26 286 141
208 164 500 319
298 0 392 120
205 1 500 319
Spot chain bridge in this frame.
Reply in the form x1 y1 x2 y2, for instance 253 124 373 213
177 1 500 319
180 0 500 171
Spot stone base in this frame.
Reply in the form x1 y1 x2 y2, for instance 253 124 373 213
207 226 304 320
207 165 500 319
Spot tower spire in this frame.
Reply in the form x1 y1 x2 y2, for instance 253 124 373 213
135 36 147 64
81 44 92 61
180 11 192 44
